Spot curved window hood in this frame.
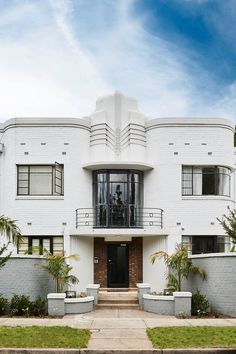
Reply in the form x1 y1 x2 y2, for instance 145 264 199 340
82 161 154 171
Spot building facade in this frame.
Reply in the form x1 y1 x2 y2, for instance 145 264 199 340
0 91 234 292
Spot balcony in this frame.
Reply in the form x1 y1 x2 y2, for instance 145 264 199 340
75 204 163 229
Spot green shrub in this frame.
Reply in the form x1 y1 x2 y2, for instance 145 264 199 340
0 294 8 315
30 296 47 317
10 295 31 316
192 290 209 317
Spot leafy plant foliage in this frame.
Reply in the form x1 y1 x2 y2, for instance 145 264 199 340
217 206 236 251
10 294 31 316
9 295 46 317
0 294 8 315
191 290 210 317
151 243 206 291
0 215 22 270
40 252 79 293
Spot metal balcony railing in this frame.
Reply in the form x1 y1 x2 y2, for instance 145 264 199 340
75 204 163 229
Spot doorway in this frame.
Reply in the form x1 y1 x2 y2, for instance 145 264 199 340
107 244 129 288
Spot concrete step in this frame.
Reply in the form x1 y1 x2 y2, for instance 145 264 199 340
96 303 141 309
100 287 137 292
99 299 138 304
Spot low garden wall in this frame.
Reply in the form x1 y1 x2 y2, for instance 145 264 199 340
0 256 54 299
184 253 236 317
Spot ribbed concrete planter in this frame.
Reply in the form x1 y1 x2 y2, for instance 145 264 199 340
143 292 192 316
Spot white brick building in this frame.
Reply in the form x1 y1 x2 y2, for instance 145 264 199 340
0 91 234 292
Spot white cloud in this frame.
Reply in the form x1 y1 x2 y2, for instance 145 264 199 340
0 0 235 122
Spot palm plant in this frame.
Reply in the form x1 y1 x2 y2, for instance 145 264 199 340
0 215 22 269
41 252 79 293
151 243 205 292
217 206 236 251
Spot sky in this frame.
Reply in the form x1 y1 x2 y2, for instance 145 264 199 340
0 0 236 122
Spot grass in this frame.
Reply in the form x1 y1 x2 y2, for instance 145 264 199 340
0 326 90 348
147 326 236 349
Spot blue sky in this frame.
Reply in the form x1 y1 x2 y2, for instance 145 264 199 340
0 0 236 121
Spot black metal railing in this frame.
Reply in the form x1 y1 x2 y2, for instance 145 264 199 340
75 204 163 229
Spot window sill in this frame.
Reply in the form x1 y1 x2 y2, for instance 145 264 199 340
15 196 64 200
182 195 233 201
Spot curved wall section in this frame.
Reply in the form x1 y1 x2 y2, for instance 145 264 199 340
145 118 235 238
0 118 91 237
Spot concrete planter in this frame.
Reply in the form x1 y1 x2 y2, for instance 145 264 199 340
47 293 94 316
65 296 94 314
143 294 175 315
143 291 192 316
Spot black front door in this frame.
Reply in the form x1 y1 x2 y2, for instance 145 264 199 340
107 244 129 288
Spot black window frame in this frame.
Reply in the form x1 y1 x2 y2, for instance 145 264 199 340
182 165 231 197
17 164 64 196
28 236 53 255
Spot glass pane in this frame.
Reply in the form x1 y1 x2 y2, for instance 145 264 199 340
30 174 52 195
43 239 50 253
109 182 127 205
193 168 202 195
32 239 40 255
54 165 63 195
30 166 52 173
97 182 107 205
202 168 215 195
18 166 28 172
182 166 193 195
97 173 107 182
18 180 28 188
218 171 230 196
129 173 139 183
18 173 28 180
109 173 127 182
18 187 28 195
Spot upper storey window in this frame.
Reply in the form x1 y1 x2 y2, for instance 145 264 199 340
182 166 230 197
93 170 143 228
17 164 63 196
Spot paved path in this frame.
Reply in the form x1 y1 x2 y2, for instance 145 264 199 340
0 309 236 350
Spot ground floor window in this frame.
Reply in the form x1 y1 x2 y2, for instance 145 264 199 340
18 236 64 255
182 235 230 255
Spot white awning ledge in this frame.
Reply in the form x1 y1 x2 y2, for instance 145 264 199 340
82 161 154 171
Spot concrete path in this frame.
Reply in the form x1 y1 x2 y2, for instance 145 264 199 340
0 309 236 350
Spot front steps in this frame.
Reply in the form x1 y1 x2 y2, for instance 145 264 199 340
96 289 140 309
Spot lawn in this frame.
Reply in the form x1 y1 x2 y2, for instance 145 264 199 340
0 326 90 348
147 326 236 349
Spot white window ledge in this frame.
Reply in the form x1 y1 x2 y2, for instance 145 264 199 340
182 196 233 202
15 196 64 200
